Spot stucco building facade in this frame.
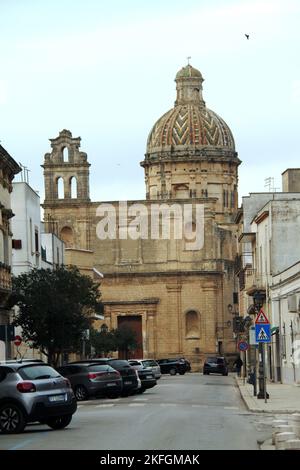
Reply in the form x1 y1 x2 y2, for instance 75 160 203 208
42 65 241 369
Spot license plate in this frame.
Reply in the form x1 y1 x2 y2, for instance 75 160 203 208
146 375 153 379
124 381 132 385
107 383 117 387
49 394 66 403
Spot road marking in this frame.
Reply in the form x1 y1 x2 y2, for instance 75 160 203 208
224 406 239 410
128 403 146 407
160 404 177 407
95 404 115 408
133 397 149 401
105 399 121 402
192 405 209 408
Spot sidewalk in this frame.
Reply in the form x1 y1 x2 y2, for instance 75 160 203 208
236 378 300 413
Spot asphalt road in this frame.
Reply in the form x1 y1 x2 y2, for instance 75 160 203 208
0 373 275 450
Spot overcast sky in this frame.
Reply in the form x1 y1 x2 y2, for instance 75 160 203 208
0 0 299 203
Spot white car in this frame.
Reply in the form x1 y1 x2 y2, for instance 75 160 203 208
129 359 161 380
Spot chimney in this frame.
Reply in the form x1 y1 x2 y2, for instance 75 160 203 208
282 169 300 192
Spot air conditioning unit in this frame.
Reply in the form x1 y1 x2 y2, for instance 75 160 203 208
288 295 297 312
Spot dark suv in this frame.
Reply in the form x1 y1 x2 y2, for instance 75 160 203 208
57 363 123 401
157 358 188 375
0 361 77 434
70 359 139 396
203 357 228 376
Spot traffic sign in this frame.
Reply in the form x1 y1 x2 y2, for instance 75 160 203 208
238 340 249 352
255 324 271 343
14 335 22 347
255 309 270 325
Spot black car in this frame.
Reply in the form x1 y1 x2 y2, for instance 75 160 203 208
70 359 139 396
57 363 123 401
203 357 228 376
157 358 188 375
128 360 157 393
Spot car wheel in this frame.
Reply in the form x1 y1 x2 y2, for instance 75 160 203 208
137 388 146 394
46 414 72 430
223 372 228 376
74 385 88 401
0 403 26 434
169 368 177 376
179 371 185 375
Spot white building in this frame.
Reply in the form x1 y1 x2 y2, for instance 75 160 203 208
236 169 300 383
271 261 300 384
10 180 65 360
11 182 42 275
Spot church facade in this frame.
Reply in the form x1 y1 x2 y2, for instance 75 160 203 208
42 64 240 370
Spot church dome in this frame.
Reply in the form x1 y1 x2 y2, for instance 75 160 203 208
145 64 236 159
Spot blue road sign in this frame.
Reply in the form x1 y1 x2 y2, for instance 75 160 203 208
238 340 249 352
255 324 271 343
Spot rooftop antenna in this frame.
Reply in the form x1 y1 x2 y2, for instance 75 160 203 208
187 56 191 65
264 177 279 192
18 162 30 184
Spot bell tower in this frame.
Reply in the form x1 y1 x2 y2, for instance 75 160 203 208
42 130 91 249
42 129 90 204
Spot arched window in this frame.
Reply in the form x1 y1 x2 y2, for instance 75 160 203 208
70 176 77 199
57 177 64 199
173 184 189 199
185 310 200 339
60 226 74 248
62 147 69 163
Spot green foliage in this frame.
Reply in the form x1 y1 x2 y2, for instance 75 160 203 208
114 324 138 359
88 327 117 356
11 266 102 366
88 324 138 359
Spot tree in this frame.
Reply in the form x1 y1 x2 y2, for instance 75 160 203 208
10 266 102 367
114 324 138 359
88 327 117 357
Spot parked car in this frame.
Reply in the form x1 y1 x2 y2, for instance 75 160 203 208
70 359 139 397
57 363 123 401
0 361 77 434
128 360 157 393
203 357 228 376
157 358 188 375
128 359 161 379
177 358 191 372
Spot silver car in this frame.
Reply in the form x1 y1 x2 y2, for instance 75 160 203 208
129 359 161 379
0 361 77 434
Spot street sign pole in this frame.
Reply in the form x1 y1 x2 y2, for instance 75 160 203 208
5 325 8 360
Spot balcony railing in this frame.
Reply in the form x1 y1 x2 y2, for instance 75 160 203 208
0 263 12 292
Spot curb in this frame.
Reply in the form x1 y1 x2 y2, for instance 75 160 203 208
235 378 299 414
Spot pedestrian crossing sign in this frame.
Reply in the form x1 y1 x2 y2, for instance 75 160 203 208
255 309 270 325
255 324 271 343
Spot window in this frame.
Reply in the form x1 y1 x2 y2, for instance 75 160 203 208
62 147 69 162
70 176 77 199
12 239 22 249
57 177 64 199
35 229 39 253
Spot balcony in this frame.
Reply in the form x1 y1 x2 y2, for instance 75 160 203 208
239 266 255 291
0 263 12 293
245 271 267 296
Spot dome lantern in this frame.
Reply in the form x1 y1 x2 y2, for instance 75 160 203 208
175 64 205 107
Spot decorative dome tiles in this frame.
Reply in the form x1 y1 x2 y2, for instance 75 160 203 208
147 105 235 152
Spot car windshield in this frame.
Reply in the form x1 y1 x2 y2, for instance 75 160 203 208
207 357 218 363
109 360 130 368
18 365 60 380
87 365 111 372
142 360 157 367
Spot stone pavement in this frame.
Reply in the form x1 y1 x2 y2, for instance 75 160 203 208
236 377 300 413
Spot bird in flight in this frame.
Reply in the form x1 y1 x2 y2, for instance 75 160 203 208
245 34 250 40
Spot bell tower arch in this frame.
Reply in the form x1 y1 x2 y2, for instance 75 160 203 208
42 129 90 203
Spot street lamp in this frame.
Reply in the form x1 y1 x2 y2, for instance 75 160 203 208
253 291 269 400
